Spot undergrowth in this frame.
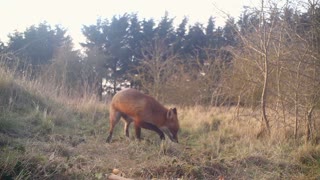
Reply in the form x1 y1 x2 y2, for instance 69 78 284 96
1 61 320 179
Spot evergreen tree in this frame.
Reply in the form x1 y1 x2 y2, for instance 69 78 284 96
174 17 188 55
184 23 207 61
206 16 215 48
128 14 143 63
0 41 5 53
155 11 175 43
6 22 71 67
82 14 132 93
223 17 238 47
154 11 176 57
237 8 260 35
141 18 155 47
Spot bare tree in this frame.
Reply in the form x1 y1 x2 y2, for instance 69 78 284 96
136 39 177 99
234 0 284 135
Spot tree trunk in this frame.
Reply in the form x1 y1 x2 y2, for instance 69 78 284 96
294 62 301 139
260 0 270 135
294 93 298 139
305 106 315 143
261 55 270 134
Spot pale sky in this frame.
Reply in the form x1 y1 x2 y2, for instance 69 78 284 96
0 0 258 49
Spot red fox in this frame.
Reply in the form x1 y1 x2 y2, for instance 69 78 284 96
106 88 179 143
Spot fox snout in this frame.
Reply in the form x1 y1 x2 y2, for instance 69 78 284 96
161 127 179 143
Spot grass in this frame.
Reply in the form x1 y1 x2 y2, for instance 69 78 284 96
1 63 320 179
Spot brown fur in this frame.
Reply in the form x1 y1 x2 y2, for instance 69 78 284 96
106 88 179 143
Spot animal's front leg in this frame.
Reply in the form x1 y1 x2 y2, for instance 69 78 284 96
134 123 142 140
139 122 165 140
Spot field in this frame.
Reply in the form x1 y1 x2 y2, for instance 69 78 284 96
1 67 320 180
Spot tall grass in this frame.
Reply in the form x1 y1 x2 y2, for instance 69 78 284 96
0 53 106 114
169 106 319 179
0 54 109 179
1 54 320 179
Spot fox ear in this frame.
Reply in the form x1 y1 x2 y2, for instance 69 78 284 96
167 108 174 119
172 108 177 115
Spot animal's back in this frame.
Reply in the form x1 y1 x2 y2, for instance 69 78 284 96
111 89 167 125
112 88 147 104
112 89 148 111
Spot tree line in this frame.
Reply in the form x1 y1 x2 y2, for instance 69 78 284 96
1 0 320 142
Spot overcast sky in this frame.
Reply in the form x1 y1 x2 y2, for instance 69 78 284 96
0 0 258 48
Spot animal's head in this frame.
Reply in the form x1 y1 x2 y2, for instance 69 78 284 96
165 107 180 143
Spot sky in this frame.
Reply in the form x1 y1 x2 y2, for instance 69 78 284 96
0 0 258 49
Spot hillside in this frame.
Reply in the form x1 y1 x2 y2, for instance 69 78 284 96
1 67 320 179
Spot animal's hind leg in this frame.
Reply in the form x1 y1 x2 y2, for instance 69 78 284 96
106 107 121 143
122 114 133 138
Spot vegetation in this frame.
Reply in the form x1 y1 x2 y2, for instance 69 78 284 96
1 63 319 179
1 0 320 179
0 67 319 179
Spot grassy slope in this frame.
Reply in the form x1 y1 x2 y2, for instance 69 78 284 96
1 71 320 179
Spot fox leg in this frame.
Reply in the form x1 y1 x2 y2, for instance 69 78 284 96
122 114 133 137
139 122 165 140
134 123 142 140
106 107 121 143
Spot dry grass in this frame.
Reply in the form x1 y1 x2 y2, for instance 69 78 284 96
1 61 320 179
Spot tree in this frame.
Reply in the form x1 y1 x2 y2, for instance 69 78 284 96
184 23 207 62
301 0 320 142
128 14 143 63
0 41 4 53
232 1 287 135
206 16 216 48
174 17 188 55
223 17 238 47
44 44 82 97
82 14 133 94
141 18 156 48
6 22 71 69
154 11 175 45
136 38 177 99
238 8 260 35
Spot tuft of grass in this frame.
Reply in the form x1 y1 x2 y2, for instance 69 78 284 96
0 147 69 180
296 145 320 167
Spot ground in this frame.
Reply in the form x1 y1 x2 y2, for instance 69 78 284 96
0 79 319 179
